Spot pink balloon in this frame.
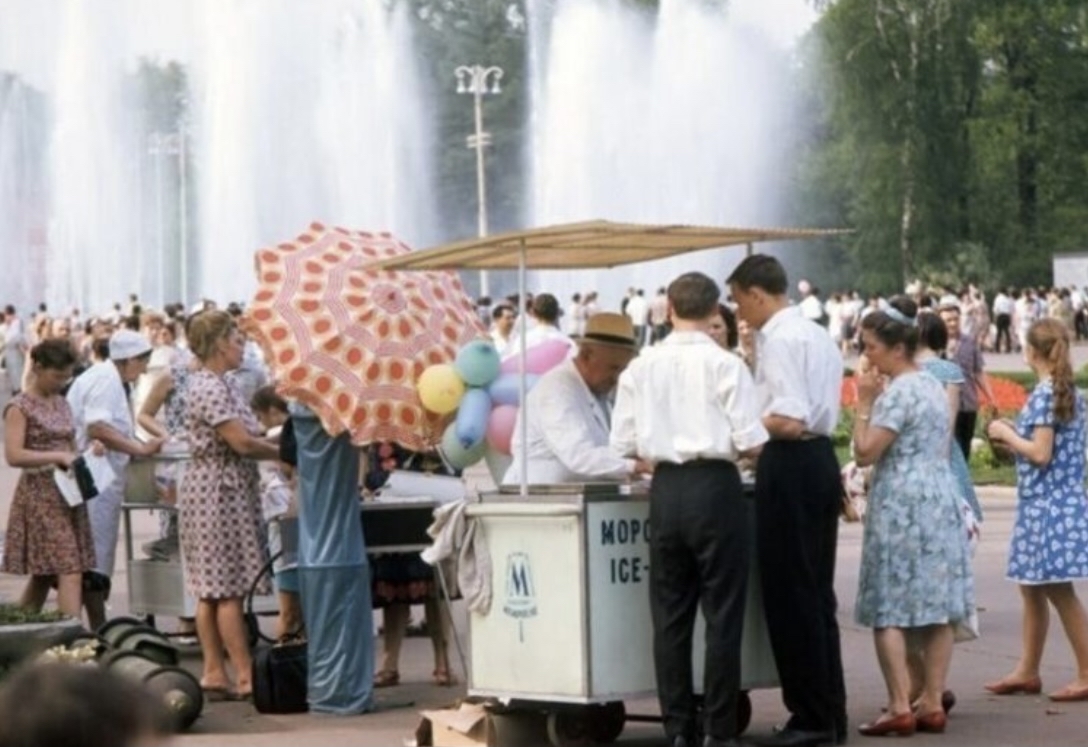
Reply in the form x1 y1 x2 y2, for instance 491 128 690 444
499 339 571 376
486 404 519 455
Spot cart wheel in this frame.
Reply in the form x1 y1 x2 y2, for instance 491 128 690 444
736 691 752 735
589 701 626 743
546 709 593 747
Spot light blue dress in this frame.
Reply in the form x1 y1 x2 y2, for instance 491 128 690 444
1006 381 1088 584
920 358 983 521
855 372 976 628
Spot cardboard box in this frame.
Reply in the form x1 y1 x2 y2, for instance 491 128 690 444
416 702 547 747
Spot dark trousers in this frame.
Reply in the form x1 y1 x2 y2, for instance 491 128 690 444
649 460 749 742
995 313 1012 352
756 439 845 734
954 410 977 461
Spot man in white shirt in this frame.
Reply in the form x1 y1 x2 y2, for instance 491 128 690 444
67 329 165 628
489 304 517 357
612 272 767 747
728 255 846 747
2 305 26 395
649 287 669 343
624 289 649 346
992 289 1014 353
503 313 646 485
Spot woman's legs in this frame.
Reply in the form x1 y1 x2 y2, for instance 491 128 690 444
425 596 453 684
1044 583 1088 689
873 627 912 716
196 599 229 689
18 576 51 613
378 603 410 681
987 584 1048 686
216 598 254 694
82 590 107 632
54 574 83 620
916 624 954 714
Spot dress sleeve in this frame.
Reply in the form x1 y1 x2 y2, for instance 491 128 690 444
1022 384 1055 429
870 380 907 434
189 376 239 429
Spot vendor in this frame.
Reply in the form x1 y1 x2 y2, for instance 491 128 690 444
503 313 649 485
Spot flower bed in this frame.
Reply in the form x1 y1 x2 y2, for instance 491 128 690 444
840 373 1027 413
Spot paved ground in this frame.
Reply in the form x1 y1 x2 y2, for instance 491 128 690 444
1 347 1087 745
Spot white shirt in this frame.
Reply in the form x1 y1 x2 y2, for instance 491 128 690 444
755 306 843 436
503 359 632 485
490 329 513 357
611 331 767 463
625 295 649 326
799 294 824 322
67 361 136 473
992 292 1014 316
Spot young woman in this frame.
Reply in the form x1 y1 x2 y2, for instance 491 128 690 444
985 318 1088 702
1 339 96 619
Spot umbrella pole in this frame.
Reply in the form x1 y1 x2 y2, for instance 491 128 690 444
518 238 528 499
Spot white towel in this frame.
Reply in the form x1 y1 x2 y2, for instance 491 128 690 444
421 500 492 615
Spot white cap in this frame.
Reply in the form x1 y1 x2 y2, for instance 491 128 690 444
109 329 153 361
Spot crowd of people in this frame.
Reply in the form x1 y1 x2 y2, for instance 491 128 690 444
0 264 1086 743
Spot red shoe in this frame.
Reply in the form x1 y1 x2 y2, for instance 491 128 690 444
858 712 916 737
984 676 1042 695
915 710 946 734
1048 683 1088 702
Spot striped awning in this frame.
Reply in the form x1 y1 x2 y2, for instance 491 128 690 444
364 220 851 271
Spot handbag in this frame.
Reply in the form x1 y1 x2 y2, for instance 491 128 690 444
252 637 308 714
71 456 99 501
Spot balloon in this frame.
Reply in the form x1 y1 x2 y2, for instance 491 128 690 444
455 388 492 448
484 446 513 487
441 422 487 469
487 372 540 406
486 404 519 455
499 339 571 376
417 364 465 415
455 340 501 387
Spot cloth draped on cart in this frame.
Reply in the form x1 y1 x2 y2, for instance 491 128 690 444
292 404 374 715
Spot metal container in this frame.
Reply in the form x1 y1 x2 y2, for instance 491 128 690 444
104 649 203 732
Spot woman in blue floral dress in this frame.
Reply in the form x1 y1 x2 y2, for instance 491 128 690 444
985 318 1088 702
851 297 976 737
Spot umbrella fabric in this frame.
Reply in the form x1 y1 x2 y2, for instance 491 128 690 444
245 222 486 450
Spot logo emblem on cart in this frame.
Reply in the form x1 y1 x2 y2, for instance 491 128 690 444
503 552 538 622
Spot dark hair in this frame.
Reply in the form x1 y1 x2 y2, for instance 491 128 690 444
860 294 919 357
30 339 77 370
92 337 111 362
716 303 739 349
251 385 288 414
491 304 515 321
667 272 720 320
726 254 788 295
0 662 169 747
531 293 560 324
916 312 949 354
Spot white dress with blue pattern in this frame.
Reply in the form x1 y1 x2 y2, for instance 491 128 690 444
1006 381 1088 584
855 371 976 629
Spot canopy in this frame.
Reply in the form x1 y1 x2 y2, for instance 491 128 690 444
363 219 850 271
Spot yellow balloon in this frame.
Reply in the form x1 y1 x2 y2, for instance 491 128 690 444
417 363 466 415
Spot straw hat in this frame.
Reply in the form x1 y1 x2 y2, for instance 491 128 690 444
574 313 638 350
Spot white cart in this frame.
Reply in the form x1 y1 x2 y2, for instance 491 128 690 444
464 483 777 746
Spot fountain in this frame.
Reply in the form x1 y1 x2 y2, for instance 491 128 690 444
524 0 814 310
0 0 435 315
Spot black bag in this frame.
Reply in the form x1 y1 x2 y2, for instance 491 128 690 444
252 641 308 714
71 456 98 501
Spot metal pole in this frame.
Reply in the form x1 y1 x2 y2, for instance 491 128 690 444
473 80 490 298
154 135 165 308
517 238 528 499
178 131 188 307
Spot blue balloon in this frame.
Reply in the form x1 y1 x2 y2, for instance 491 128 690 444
455 340 502 387
454 388 492 448
441 422 487 469
487 372 540 407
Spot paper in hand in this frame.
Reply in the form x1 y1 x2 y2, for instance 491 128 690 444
53 470 83 508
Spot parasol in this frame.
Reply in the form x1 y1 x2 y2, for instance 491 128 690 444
244 222 487 451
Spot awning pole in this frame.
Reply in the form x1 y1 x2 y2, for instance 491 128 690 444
518 238 528 499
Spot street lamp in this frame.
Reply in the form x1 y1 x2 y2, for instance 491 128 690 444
454 64 503 299
147 131 188 308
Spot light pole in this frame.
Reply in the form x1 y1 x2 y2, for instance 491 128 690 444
147 131 186 307
455 64 503 299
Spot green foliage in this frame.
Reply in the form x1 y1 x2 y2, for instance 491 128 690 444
0 605 68 626
799 0 1088 293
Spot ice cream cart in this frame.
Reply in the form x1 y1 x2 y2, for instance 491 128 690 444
463 483 775 745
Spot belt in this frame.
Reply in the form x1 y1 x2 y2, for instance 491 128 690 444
798 432 829 441
24 465 56 475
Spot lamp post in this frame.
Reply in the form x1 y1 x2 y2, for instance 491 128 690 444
455 64 503 299
147 131 187 307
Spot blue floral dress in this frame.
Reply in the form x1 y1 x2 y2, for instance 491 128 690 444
855 371 976 629
920 358 983 522
1006 381 1088 584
